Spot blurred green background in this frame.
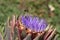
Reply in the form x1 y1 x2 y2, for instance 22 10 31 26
0 0 60 40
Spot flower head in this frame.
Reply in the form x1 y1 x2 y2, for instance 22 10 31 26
21 15 48 32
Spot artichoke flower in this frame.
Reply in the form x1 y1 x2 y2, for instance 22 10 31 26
17 15 57 40
3 15 58 40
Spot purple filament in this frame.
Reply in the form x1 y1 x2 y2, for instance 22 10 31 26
21 15 48 32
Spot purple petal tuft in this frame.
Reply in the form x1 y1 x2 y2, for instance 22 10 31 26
21 15 48 32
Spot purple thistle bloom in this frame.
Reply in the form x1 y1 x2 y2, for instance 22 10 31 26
21 15 48 32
